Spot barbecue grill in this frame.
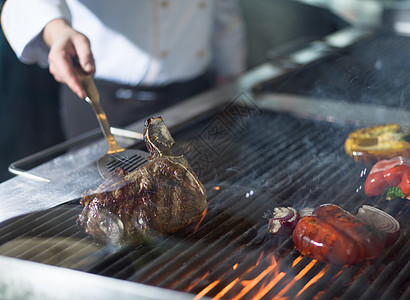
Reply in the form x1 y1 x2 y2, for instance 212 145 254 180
1 24 409 300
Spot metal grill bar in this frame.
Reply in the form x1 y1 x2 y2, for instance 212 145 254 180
97 114 358 298
112 115 370 298
121 117 334 281
263 34 410 110
380 241 410 300
107 152 149 173
0 109 408 299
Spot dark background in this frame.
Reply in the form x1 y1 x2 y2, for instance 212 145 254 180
0 0 64 182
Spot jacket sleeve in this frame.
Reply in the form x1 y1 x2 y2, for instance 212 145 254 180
1 0 71 67
212 0 246 77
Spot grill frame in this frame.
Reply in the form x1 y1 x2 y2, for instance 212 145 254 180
1 108 409 299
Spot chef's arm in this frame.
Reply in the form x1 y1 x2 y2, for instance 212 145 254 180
43 18 95 99
1 0 93 98
1 0 71 65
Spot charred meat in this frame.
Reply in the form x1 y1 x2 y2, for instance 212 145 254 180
78 117 207 245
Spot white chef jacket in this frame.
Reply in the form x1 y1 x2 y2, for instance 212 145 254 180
1 0 245 86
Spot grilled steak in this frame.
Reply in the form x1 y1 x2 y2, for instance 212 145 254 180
78 117 207 245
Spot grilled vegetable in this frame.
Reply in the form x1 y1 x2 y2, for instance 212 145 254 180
356 205 400 247
364 156 410 200
344 124 410 162
292 204 385 265
298 207 314 217
267 207 299 235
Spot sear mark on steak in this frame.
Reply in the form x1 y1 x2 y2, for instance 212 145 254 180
78 117 207 246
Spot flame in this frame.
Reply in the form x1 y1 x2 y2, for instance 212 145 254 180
272 259 318 299
190 251 345 299
256 252 264 265
193 280 220 300
194 207 208 231
295 265 330 297
221 255 280 300
186 272 210 292
194 253 281 299
232 265 282 300
250 272 286 300
213 186 221 191
292 255 303 267
214 278 240 299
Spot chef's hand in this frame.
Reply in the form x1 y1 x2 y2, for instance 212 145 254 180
43 18 95 99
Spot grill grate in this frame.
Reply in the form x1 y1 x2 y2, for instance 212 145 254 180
0 109 409 299
106 151 149 173
266 33 410 109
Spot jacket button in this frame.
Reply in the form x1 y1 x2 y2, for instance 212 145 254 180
161 50 169 58
196 49 205 58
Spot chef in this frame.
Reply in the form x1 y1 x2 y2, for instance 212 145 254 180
1 0 245 138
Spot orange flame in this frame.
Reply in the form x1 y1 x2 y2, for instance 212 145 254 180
191 251 343 299
186 272 210 292
213 186 221 191
295 265 330 297
214 278 240 299
250 272 286 300
194 253 281 299
255 252 264 265
232 264 280 300
273 259 318 299
193 280 220 300
194 207 208 231
292 255 303 268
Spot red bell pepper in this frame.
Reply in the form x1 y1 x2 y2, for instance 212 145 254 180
365 156 410 200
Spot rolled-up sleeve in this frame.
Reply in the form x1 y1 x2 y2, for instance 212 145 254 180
1 0 71 66
212 0 246 77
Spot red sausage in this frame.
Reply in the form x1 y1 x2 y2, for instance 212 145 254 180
292 216 363 264
292 204 385 265
314 204 384 259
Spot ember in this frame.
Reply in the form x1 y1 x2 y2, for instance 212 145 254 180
194 207 208 232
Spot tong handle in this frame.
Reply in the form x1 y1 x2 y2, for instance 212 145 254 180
81 76 125 154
